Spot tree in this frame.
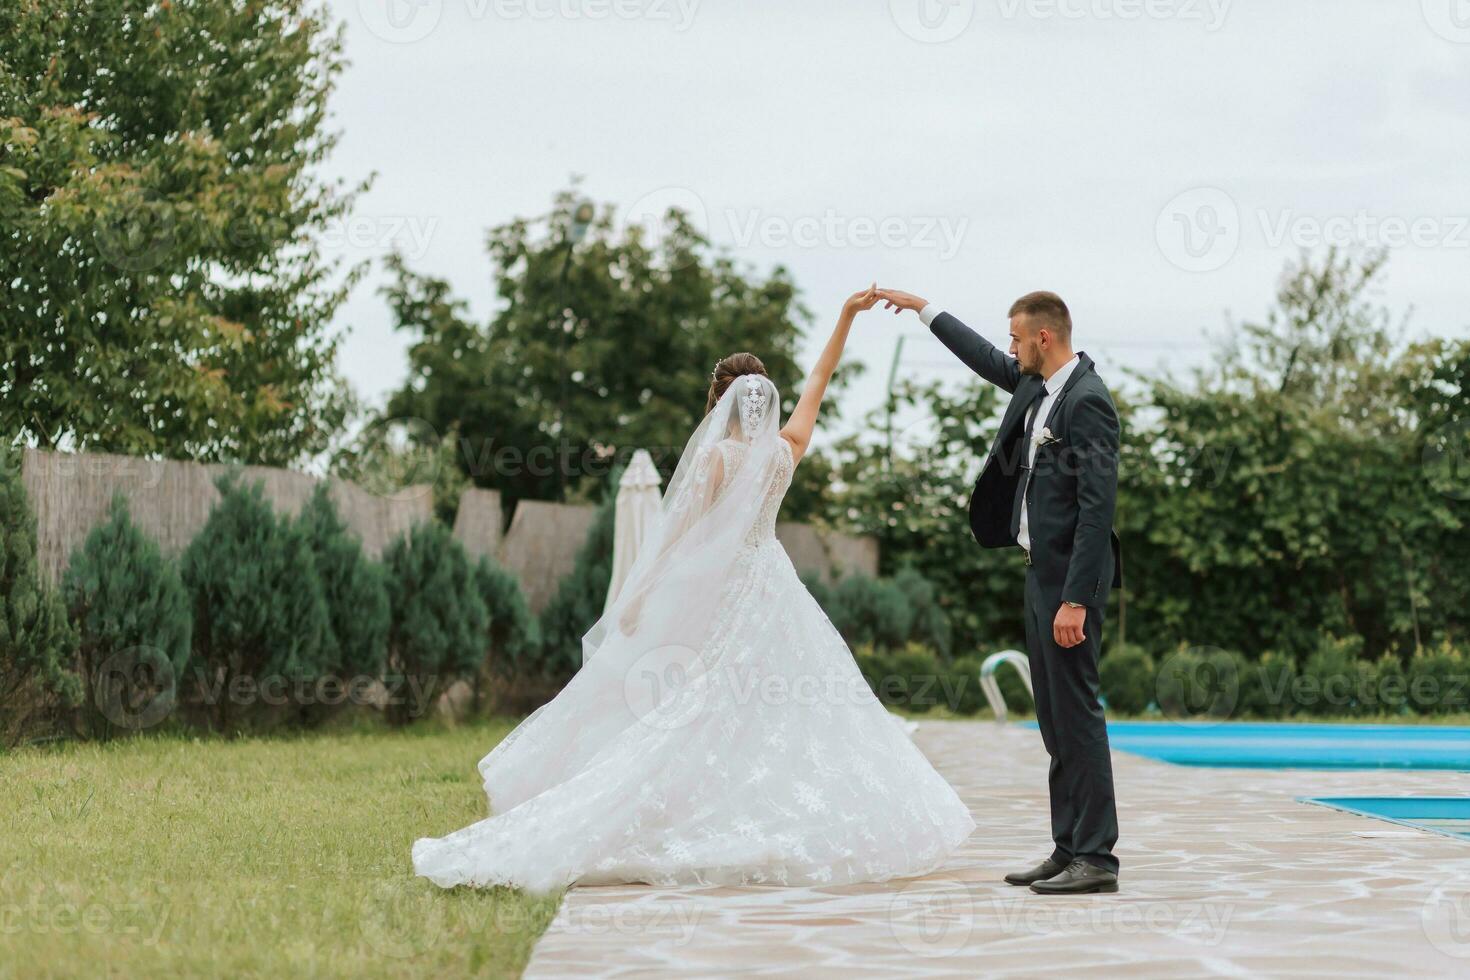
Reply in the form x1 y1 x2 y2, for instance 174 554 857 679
381 523 488 725
825 377 1029 657
295 485 389 691
0 449 79 745
1117 249 1470 660
62 494 190 738
0 1 363 464
181 475 328 731
379 188 847 516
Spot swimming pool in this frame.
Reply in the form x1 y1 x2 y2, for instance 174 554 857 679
1095 721 1470 770
1305 797 1470 842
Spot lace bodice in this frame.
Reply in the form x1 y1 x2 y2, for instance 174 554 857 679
711 437 795 545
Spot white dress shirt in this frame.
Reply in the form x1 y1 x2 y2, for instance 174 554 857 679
918 304 1078 553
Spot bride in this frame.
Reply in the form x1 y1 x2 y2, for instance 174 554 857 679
412 286 975 893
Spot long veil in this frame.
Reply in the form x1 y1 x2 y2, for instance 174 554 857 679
576 374 784 716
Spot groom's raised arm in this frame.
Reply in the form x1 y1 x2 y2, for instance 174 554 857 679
924 307 1023 394
876 290 1022 393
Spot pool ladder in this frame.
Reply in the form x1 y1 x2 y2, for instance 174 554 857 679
980 650 1033 724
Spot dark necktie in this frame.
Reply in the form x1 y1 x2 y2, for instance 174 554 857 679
1010 384 1049 541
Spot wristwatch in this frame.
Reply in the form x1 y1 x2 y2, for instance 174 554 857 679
1064 601 1085 609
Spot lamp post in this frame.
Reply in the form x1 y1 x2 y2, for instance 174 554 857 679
556 198 595 501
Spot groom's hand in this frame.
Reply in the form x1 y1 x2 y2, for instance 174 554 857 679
1053 605 1087 649
876 289 929 315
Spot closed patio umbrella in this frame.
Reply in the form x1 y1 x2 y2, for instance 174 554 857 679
604 449 663 613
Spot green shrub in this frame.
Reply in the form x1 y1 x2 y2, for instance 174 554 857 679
181 475 328 731
296 486 389 681
854 643 968 714
828 576 914 652
947 654 990 715
0 450 80 746
294 486 389 725
477 557 535 672
1239 650 1299 719
1099 644 1155 716
62 494 190 738
382 522 488 725
1155 646 1245 720
535 496 614 682
891 568 953 659
1299 635 1373 718
1406 642 1469 716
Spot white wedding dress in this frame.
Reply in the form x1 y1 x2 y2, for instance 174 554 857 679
412 376 974 893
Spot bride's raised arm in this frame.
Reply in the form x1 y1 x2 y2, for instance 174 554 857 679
780 285 878 465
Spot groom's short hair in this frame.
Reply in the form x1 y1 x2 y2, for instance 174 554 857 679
1008 291 1072 342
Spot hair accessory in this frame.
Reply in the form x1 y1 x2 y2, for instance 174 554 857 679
738 375 766 436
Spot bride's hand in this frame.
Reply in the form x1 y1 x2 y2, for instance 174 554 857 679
843 284 880 318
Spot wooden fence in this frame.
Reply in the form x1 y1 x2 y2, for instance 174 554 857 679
21 449 879 612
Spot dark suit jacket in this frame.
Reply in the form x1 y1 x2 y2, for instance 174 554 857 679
930 311 1123 609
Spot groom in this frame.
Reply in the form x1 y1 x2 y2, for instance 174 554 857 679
878 288 1123 895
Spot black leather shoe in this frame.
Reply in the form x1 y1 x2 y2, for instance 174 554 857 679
1029 859 1119 895
1003 857 1065 886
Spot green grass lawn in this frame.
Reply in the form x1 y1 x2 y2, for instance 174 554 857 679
0 720 560 979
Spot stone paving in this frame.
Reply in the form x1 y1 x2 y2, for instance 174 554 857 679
524 721 1470 978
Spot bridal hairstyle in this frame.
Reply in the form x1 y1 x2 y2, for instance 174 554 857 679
706 353 768 413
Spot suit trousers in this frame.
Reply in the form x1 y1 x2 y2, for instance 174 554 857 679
1023 567 1120 874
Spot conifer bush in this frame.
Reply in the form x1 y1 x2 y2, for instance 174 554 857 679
181 475 328 731
382 522 488 725
0 450 80 746
296 486 389 718
63 494 190 738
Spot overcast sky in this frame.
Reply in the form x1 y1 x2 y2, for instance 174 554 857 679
321 0 1470 444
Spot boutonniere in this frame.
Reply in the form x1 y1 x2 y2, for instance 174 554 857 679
1038 427 1061 448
